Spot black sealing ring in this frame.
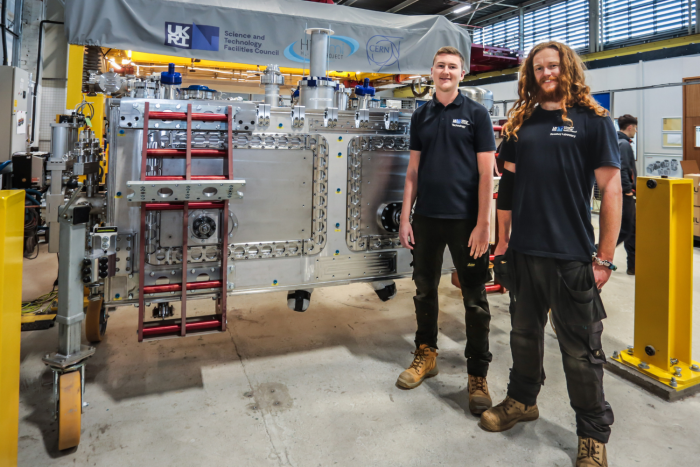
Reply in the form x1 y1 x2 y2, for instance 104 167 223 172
646 179 657 189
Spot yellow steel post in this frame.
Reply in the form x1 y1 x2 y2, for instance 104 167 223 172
610 177 700 398
0 190 25 466
66 45 86 111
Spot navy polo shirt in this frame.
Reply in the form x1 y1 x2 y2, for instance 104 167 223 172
409 92 496 219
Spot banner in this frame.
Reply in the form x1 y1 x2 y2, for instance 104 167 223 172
64 0 472 74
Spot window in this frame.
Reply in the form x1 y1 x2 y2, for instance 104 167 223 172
472 16 520 50
602 0 697 46
523 0 590 53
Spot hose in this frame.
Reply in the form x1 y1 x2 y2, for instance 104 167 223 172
24 193 41 206
0 160 11 172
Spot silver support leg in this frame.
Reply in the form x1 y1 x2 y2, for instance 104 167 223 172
43 205 95 369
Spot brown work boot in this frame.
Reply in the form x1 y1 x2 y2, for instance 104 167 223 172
396 344 438 389
479 396 539 432
576 437 608 467
468 375 492 415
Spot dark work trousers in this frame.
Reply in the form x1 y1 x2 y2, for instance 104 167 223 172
616 195 636 270
505 251 614 443
411 214 492 377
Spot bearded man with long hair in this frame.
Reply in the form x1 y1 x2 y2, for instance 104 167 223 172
480 42 622 467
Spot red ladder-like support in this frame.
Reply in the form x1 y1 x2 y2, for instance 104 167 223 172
137 103 233 341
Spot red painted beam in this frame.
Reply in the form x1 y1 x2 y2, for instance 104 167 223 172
142 280 223 295
145 148 227 157
148 112 227 121
142 319 222 338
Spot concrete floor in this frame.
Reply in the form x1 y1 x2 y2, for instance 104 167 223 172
17 230 700 466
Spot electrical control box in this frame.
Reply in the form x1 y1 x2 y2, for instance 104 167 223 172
0 66 32 162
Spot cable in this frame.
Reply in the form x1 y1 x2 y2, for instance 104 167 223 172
21 288 58 315
0 160 11 172
1 0 7 66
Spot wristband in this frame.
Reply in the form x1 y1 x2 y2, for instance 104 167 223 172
592 255 617 271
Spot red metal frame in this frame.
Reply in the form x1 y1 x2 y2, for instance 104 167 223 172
137 102 233 340
143 319 222 338
145 148 227 157
148 111 228 121
143 280 223 294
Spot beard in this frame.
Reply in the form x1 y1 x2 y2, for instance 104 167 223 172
537 78 564 102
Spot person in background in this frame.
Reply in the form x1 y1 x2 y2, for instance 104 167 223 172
397 46 496 417
616 114 637 275
486 41 621 467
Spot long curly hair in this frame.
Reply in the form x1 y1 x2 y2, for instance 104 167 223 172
502 41 606 141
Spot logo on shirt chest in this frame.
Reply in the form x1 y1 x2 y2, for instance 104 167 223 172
452 118 471 128
551 126 577 138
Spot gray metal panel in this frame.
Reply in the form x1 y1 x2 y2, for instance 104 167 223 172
359 150 409 236
229 148 313 244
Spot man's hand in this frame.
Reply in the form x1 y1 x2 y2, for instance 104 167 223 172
469 222 490 258
494 241 508 256
593 263 613 290
399 220 415 250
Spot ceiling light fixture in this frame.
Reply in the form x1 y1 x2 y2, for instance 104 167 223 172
453 4 471 13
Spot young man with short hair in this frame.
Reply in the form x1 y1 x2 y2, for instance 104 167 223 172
485 42 622 467
617 114 637 275
397 46 496 416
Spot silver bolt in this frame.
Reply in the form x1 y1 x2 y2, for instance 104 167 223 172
674 366 682 377
171 271 176 275
612 350 620 359
670 377 678 388
155 103 161 109
691 364 700 372
210 268 215 272
639 362 650 370
671 358 679 365
155 123 160 128
129 274 133 278
128 293 134 299
191 269 196 274
176 104 181 109
133 103 138 108
149 272 155 277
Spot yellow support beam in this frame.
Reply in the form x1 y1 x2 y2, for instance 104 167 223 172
0 190 25 467
125 51 392 81
609 177 700 400
66 45 85 111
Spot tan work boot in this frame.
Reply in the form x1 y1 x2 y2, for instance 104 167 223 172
396 344 438 389
576 437 608 467
468 375 492 415
479 396 539 432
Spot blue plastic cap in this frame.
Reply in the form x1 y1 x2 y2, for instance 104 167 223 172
184 85 215 92
293 89 299 98
161 63 182 85
355 77 375 97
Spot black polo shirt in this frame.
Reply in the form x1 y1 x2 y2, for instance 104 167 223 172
409 92 496 219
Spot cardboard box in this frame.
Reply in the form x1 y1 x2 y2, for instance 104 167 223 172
684 173 700 237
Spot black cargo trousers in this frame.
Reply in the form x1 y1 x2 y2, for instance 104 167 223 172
500 250 614 443
411 214 492 377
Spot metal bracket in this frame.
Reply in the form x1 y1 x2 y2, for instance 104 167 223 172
257 104 271 126
90 227 118 255
355 109 369 128
126 180 246 202
73 161 101 176
42 345 95 370
291 106 306 128
323 107 338 128
384 111 399 130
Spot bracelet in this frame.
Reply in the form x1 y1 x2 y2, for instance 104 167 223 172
592 255 617 271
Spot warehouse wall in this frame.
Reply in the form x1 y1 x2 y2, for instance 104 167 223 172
481 53 700 175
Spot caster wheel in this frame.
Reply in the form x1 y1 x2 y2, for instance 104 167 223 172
58 371 82 451
85 298 107 343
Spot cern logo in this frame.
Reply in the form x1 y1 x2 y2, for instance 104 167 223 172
366 35 402 71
